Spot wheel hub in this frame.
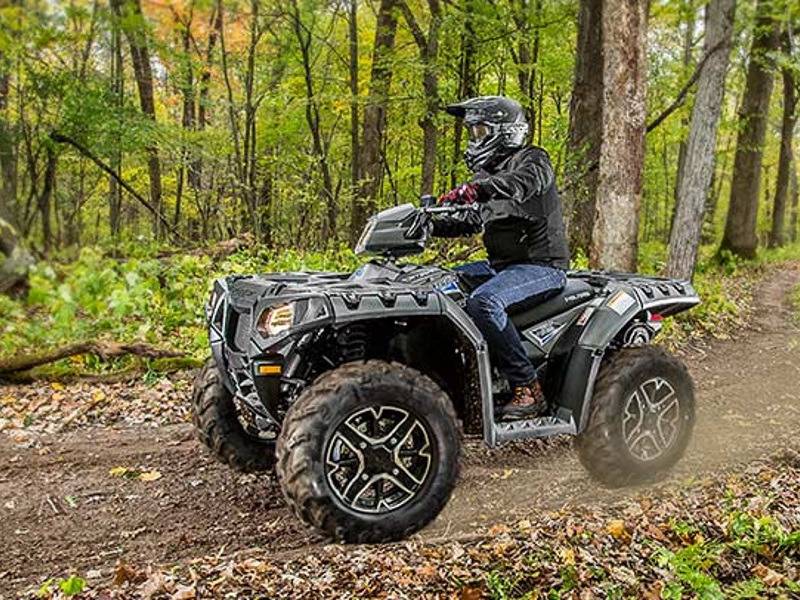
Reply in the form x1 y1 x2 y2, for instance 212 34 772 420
325 405 432 514
363 445 396 474
622 377 680 462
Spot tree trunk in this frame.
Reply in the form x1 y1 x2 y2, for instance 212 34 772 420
399 0 441 197
790 164 798 243
419 3 441 197
194 4 220 193
241 0 264 239
348 0 359 196
510 0 542 131
665 0 736 280
719 0 780 259
589 0 648 271
0 51 17 226
451 1 477 187
108 13 123 238
350 0 398 245
37 146 57 254
216 0 251 235
669 1 697 238
673 4 696 192
768 31 797 249
111 0 163 239
176 5 196 228
289 0 337 242
564 0 603 257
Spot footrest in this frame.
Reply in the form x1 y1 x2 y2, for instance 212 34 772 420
493 415 577 444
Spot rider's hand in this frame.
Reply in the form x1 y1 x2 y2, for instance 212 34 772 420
438 182 479 205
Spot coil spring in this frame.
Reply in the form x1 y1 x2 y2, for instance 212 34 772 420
336 324 367 363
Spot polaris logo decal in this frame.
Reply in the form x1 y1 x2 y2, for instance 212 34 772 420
524 321 567 347
563 291 592 303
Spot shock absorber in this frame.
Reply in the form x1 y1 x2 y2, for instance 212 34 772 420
336 324 367 363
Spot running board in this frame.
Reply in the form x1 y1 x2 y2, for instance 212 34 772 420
493 415 577 444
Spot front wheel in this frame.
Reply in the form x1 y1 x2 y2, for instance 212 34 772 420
276 360 460 543
576 346 695 488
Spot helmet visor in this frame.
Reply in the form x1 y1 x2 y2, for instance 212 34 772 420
467 123 492 143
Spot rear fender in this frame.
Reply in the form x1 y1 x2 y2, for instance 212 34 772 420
561 284 700 432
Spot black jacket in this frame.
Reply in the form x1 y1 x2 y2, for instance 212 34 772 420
432 146 570 270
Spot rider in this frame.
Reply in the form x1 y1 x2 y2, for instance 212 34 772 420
431 96 570 419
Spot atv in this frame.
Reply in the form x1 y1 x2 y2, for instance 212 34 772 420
191 198 700 543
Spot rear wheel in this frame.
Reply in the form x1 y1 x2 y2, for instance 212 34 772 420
276 360 460 543
576 346 695 487
191 358 276 472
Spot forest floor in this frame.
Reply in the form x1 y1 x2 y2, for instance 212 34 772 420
2 263 800 597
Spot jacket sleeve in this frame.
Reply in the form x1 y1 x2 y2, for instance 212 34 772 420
474 148 555 204
430 208 483 238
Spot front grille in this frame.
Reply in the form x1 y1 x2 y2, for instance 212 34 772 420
225 350 265 417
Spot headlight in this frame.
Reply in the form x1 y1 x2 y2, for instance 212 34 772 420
256 303 295 337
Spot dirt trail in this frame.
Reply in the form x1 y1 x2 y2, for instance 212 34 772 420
3 264 800 592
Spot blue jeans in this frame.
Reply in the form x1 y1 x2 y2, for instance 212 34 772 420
455 261 567 386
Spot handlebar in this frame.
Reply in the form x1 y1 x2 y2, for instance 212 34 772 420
406 201 478 239
419 203 479 214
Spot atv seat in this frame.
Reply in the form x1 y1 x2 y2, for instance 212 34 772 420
510 278 595 328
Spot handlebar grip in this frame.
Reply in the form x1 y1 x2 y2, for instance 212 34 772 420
420 194 437 208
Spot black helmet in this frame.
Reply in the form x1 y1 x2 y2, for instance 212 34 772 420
445 96 529 171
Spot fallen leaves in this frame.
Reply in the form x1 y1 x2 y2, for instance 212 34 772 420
138 470 162 482
0 374 192 434
109 466 163 482
753 563 784 587
113 562 143 587
56 450 800 599
605 519 627 540
108 466 132 478
459 587 482 600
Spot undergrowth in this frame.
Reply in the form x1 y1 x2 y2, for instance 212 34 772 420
1 241 799 376
482 496 800 600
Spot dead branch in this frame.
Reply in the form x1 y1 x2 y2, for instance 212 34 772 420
645 38 727 134
48 131 182 241
561 38 726 193
0 341 184 375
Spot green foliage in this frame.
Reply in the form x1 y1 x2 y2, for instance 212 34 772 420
2 238 794 375
727 511 800 554
656 260 754 345
37 574 86 598
58 575 86 596
485 570 521 600
651 506 800 600
654 541 725 599
0 244 363 373
479 502 800 600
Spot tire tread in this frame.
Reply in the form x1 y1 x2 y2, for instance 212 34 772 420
576 346 695 488
276 360 461 543
191 357 276 473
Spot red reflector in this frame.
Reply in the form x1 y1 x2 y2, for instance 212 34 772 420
649 313 663 322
